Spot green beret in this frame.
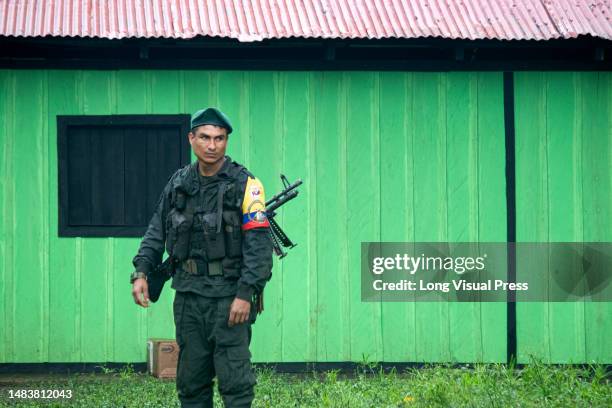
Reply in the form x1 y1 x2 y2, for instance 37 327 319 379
190 107 233 134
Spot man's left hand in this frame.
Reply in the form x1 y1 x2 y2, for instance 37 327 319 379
228 298 251 326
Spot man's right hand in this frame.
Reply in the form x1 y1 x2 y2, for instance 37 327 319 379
132 278 150 308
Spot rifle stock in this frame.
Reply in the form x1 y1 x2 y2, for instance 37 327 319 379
265 175 302 258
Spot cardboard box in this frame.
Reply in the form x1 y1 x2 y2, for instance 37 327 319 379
147 339 179 378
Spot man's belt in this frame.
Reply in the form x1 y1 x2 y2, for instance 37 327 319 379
180 258 223 277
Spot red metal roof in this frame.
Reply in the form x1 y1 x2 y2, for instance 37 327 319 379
1 0 610 42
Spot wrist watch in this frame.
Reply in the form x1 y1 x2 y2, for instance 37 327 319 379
130 271 147 284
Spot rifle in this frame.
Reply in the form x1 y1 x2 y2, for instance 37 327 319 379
256 174 302 314
266 174 302 258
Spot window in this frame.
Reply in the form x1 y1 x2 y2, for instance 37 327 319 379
58 115 191 237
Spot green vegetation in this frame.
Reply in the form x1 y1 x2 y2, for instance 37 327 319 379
1 362 610 407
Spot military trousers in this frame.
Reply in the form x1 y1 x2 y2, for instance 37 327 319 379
173 291 256 408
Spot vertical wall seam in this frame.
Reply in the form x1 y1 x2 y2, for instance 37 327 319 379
400 73 406 355
404 72 415 360
42 70 50 362
475 73 484 362
10 71 16 361
282 71 288 361
107 236 114 362
443 73 452 361
573 72 587 362
305 73 316 361
74 69 84 362
373 71 382 360
503 72 517 364
579 73 588 360
341 72 350 360
109 70 118 362
75 237 83 362
572 73 584 362
543 74 552 363
309 71 318 361
0 71 5 362
119 72 130 356
440 73 451 361
5 71 16 362
410 73 417 359
306 71 313 360
277 71 285 361
377 71 383 361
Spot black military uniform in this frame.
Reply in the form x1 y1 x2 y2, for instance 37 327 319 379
132 108 273 408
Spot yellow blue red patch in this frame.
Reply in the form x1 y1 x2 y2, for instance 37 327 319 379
242 177 270 231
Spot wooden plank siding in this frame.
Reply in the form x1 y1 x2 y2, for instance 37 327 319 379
0 70 608 364
514 72 612 364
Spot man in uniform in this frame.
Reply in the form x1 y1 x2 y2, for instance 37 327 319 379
130 107 273 408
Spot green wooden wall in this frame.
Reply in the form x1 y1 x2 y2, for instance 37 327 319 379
514 72 612 363
0 70 608 364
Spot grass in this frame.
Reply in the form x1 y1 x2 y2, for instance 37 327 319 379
0 361 610 407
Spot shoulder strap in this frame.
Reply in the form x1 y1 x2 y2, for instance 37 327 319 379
215 181 227 233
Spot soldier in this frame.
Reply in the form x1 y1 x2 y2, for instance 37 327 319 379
130 107 273 408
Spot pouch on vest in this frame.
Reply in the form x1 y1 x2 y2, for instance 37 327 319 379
202 213 226 261
223 211 242 258
182 258 208 276
167 210 192 261
165 209 178 256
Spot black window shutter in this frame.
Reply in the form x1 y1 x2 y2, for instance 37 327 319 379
58 115 191 237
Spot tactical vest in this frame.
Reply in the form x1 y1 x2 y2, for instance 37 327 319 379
165 162 251 279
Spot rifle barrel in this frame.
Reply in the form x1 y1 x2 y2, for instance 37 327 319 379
266 179 302 207
266 190 298 214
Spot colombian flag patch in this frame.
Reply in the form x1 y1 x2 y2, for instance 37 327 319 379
242 177 270 231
